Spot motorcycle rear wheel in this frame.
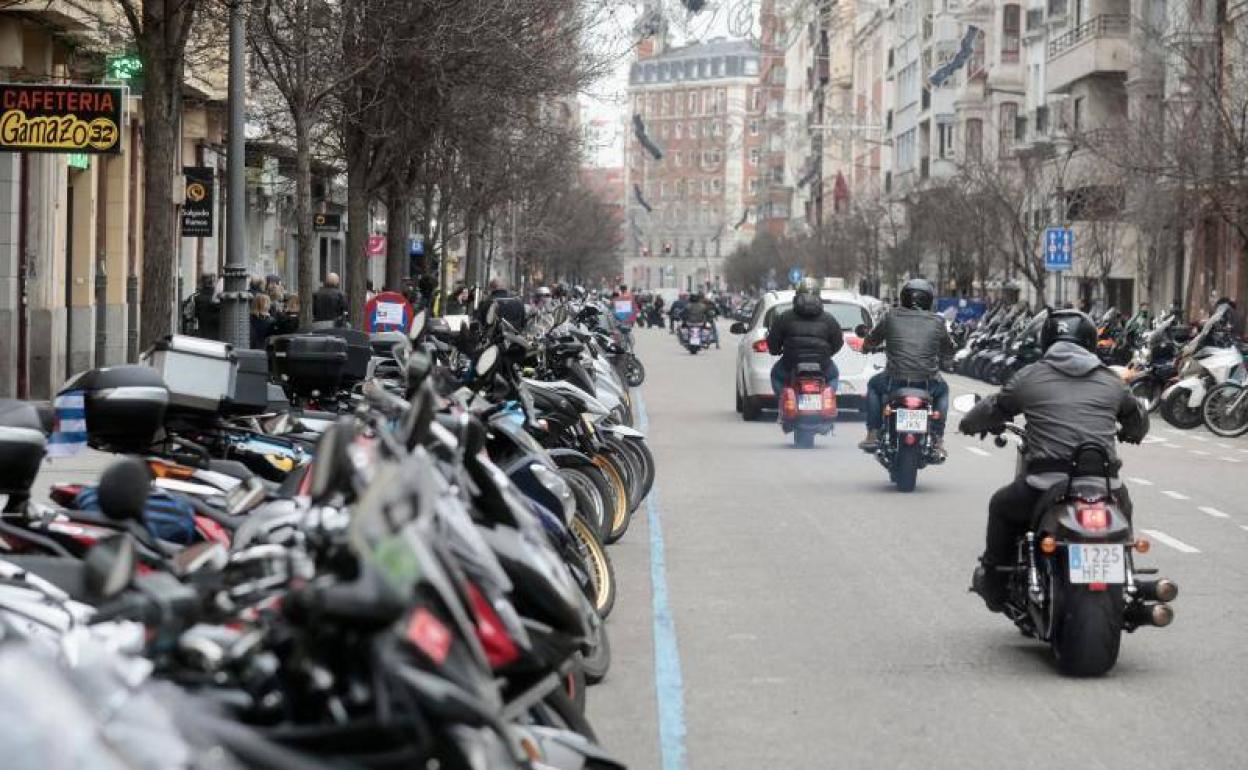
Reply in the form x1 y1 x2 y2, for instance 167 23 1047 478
1202 382 1248 438
593 455 633 544
624 355 646 387
1051 573 1124 677
562 468 609 541
532 687 598 742
570 514 616 618
793 429 815 449
1160 387 1204 430
579 619 612 685
893 444 920 492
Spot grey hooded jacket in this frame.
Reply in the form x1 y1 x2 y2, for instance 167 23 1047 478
864 306 955 380
959 341 1149 470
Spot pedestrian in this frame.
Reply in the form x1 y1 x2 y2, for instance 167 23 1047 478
191 273 221 340
313 272 348 323
476 277 512 323
444 284 471 315
366 280 376 304
250 293 276 349
249 276 265 296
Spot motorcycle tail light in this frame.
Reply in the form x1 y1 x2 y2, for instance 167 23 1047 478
821 387 838 419
405 607 453 666
752 339 769 353
800 380 822 394
466 582 520 668
903 433 917 446
781 387 798 420
901 396 925 408
1076 501 1110 531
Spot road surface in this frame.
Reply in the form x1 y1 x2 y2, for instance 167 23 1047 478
592 322 1248 769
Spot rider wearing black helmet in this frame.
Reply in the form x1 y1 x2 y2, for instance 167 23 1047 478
859 278 955 454
766 279 844 395
958 309 1149 610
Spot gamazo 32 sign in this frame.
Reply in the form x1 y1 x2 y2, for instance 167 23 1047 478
0 83 126 154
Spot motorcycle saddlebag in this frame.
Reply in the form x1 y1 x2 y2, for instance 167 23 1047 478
61 366 169 453
267 334 348 397
0 399 47 496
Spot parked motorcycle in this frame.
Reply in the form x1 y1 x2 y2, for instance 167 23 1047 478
1159 304 1241 429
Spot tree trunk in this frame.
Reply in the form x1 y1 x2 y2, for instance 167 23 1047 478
295 117 316 328
464 208 480 288
385 186 409 292
346 160 369 325
138 54 182 350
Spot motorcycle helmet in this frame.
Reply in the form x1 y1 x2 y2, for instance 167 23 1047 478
1041 309 1099 352
534 286 552 301
900 278 935 311
797 276 819 294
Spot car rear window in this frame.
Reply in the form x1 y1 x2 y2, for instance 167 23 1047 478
764 301 869 330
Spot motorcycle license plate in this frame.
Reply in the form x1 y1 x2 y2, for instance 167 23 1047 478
895 409 929 433
690 331 700 344
1067 544 1125 584
798 394 823 411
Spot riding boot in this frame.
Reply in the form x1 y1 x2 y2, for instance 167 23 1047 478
857 429 879 452
970 557 1008 613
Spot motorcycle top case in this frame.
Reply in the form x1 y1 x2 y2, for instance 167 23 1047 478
267 334 348 396
142 335 236 413
228 349 271 414
61 365 169 453
0 399 47 496
303 328 370 383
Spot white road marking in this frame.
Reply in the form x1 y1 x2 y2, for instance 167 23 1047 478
1222 456 1242 463
965 446 991 457
1141 435 1165 445
1190 435 1209 442
1162 444 1183 450
1217 443 1234 450
1128 477 1154 486
1199 506 1230 519
1162 490 1191 500
1190 450 1211 456
1241 525 1248 533
1141 529 1201 553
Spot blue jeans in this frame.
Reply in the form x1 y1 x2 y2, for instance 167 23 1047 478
771 359 839 395
866 373 949 435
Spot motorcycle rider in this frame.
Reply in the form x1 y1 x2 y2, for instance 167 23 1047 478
766 280 844 395
682 292 719 348
959 309 1149 611
668 292 689 333
858 278 955 455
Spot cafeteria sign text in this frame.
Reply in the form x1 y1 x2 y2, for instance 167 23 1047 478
0 83 126 154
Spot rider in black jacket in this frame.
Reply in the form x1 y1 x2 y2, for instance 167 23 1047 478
766 282 844 394
959 309 1149 611
859 278 955 454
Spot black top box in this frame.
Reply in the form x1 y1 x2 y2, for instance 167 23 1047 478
61 365 169 453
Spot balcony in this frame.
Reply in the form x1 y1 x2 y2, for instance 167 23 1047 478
1047 15 1130 92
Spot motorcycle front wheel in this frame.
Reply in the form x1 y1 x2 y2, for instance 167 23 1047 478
624 355 646 387
1202 382 1248 437
570 514 616 618
1160 387 1205 429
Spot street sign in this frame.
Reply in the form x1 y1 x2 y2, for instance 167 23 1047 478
181 166 214 237
365 235 386 257
0 83 126 154
788 266 803 285
313 213 340 232
409 236 424 256
1044 227 1073 272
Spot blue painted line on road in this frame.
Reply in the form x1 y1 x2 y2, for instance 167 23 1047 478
634 389 689 770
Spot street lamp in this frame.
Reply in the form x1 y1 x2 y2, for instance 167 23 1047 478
1051 132 1076 308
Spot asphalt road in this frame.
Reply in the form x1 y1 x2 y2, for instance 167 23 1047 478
593 322 1248 770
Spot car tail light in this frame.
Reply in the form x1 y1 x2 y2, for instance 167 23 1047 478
752 339 769 353
1076 501 1109 531
466 582 520 668
821 387 838 419
901 396 925 408
799 380 822 394
405 607 453 666
844 334 864 352
781 387 798 420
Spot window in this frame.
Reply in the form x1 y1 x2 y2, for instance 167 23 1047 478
965 118 983 162
711 179 722 193
1002 5 1021 62
749 119 759 136
673 151 682 167
1015 114 1027 142
1035 105 1049 134
999 102 1018 155
749 148 761 166
744 58 759 76
749 178 761 194
712 121 723 138
674 123 683 139
712 58 722 77
938 122 954 159
1073 96 1084 132
897 128 916 171
689 92 698 114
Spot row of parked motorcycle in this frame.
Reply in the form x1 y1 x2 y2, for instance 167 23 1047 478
0 296 652 768
948 301 1248 437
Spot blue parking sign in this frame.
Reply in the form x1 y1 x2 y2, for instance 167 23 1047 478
788 266 803 285
1044 227 1073 272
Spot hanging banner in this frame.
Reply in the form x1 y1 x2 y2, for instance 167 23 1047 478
0 83 126 154
181 166 214 237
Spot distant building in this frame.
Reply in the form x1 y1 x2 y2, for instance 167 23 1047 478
623 30 762 292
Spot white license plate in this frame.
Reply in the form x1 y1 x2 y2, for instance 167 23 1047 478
895 408 929 433
798 393 823 411
1068 544 1125 584
689 331 700 343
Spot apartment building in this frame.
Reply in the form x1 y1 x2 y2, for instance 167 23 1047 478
623 34 762 291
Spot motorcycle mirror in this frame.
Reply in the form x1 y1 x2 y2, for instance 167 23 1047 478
475 345 501 379
97 458 152 522
405 349 434 389
408 309 428 341
854 323 870 339
486 301 499 326
952 393 979 413
729 321 746 334
83 534 137 599
406 382 436 448
169 541 229 577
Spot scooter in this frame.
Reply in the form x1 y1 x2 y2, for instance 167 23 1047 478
1159 305 1240 429
777 362 837 449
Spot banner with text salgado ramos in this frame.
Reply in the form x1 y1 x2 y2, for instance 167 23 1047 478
0 83 126 154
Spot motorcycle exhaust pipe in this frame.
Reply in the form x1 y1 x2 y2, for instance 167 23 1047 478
1137 578 1179 603
1126 602 1175 628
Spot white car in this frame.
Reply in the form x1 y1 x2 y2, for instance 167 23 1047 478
730 290 885 421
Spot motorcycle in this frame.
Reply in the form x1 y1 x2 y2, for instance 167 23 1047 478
678 322 714 354
1123 313 1185 412
1159 304 1240 429
777 362 837 449
980 423 1178 676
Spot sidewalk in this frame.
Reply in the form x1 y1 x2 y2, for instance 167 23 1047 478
31 449 114 503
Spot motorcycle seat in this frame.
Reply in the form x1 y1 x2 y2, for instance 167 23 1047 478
794 362 825 375
1026 475 1122 512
